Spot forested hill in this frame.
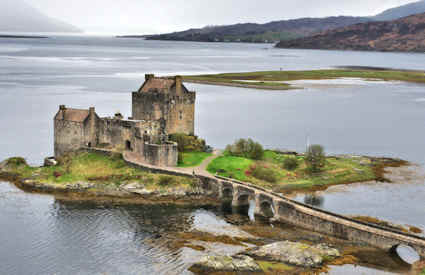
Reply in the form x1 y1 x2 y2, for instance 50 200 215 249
142 0 425 43
276 13 425 52
145 16 371 43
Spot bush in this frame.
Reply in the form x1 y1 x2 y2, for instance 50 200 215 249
305 144 326 173
158 175 175 186
283 157 299 171
250 165 278 183
226 138 264 160
169 133 206 152
6 157 27 166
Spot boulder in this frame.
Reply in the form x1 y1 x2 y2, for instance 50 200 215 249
192 255 261 272
246 241 340 268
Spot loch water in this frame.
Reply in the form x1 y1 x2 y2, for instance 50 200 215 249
0 36 424 274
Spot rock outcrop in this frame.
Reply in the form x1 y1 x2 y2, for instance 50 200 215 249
191 255 261 272
246 241 340 267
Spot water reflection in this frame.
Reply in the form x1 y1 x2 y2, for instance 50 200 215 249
303 194 325 207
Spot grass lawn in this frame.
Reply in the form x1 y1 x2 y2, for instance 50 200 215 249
206 155 254 181
178 152 212 167
183 69 425 90
2 152 193 190
207 150 379 192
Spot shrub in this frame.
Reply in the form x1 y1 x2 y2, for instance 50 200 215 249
158 175 175 186
6 157 27 166
283 157 299 171
305 144 326 173
250 165 278 183
226 138 264 160
169 133 206 152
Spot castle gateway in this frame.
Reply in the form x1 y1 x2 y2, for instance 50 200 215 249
54 75 196 167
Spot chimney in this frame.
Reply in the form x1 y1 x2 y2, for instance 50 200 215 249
145 74 154 81
175 75 182 95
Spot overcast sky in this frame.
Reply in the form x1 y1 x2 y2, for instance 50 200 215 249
24 0 419 34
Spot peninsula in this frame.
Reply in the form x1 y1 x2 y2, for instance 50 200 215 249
183 68 425 90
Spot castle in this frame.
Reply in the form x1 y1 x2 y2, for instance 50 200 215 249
54 75 196 167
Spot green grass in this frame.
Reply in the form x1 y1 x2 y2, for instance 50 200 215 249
256 260 293 272
207 155 254 181
2 152 193 190
421 268 425 275
183 69 425 90
178 152 212 167
207 150 378 191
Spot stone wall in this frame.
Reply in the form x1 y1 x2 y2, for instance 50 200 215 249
132 89 196 135
54 119 85 157
97 118 162 152
140 142 178 167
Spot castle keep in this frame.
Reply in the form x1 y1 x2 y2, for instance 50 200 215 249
54 75 196 167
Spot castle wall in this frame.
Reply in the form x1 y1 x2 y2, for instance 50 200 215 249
141 142 178 167
97 118 162 152
54 120 85 157
132 90 196 135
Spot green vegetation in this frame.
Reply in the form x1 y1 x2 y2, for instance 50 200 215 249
256 260 293 272
178 151 212 167
225 138 264 160
207 149 384 192
305 144 326 173
169 133 206 152
183 69 425 90
421 268 425 275
1 152 193 191
282 156 299 171
207 155 254 181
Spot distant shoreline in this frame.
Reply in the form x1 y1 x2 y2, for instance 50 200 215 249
0 34 48 39
183 68 425 90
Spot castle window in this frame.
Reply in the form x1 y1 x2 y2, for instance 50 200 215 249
179 111 183 120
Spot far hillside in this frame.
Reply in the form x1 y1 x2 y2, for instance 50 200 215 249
139 0 425 43
276 12 425 52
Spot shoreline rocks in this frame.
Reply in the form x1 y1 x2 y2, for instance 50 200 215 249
246 241 340 268
191 255 262 273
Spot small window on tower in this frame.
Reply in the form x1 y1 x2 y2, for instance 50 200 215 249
179 111 183 120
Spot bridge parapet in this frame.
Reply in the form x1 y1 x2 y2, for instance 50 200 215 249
120 151 425 259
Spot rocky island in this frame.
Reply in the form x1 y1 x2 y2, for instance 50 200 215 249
1 74 424 274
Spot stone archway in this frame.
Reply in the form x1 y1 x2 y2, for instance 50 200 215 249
390 244 420 264
259 200 275 218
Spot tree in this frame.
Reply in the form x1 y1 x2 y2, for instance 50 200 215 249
226 138 264 160
305 144 326 173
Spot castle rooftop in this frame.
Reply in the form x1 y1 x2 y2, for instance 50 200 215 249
54 105 96 123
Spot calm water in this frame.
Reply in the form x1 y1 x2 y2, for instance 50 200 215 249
0 36 424 274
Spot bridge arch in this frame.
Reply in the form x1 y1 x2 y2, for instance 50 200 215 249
222 187 233 199
259 200 275 218
237 193 253 206
390 244 420 264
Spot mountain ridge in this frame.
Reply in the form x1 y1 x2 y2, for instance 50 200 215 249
276 12 425 52
144 0 425 43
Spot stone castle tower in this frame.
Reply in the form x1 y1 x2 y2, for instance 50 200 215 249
53 74 196 167
132 74 196 135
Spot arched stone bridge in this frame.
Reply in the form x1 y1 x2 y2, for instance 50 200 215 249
196 174 425 258
121 150 425 258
